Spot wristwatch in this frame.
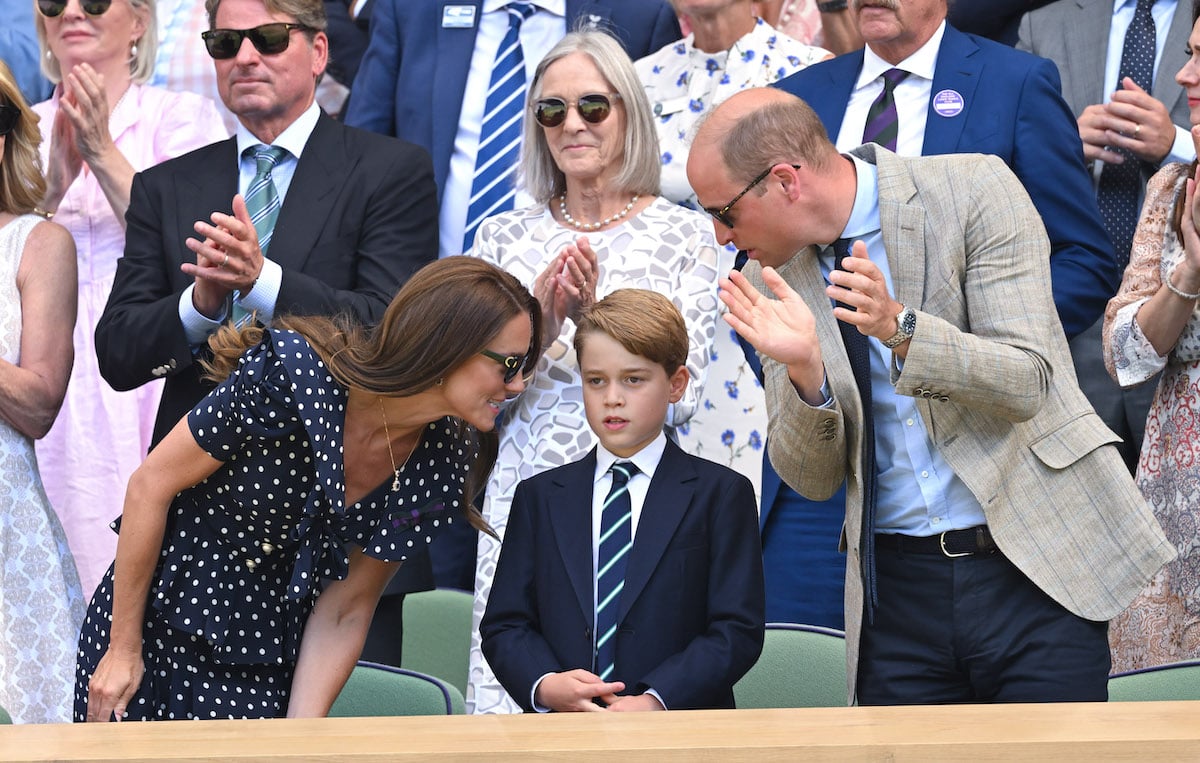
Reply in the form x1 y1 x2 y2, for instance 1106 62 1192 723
882 305 916 349
817 0 849 12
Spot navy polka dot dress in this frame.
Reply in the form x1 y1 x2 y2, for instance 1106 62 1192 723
73 330 474 720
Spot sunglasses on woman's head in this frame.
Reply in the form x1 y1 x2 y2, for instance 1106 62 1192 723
0 105 19 137
37 0 112 17
533 93 621 128
479 349 528 384
201 22 311 60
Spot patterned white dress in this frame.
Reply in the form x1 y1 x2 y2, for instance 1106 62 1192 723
0 215 87 723
635 19 828 500
1104 163 1200 672
467 197 721 713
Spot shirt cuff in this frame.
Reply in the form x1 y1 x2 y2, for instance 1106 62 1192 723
1166 124 1197 165
236 257 282 322
644 688 667 710
179 284 225 347
531 673 555 713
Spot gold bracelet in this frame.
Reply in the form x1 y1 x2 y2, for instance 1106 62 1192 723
1164 269 1200 300
32 207 54 220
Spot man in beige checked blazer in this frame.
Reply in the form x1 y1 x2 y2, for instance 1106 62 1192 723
687 87 1174 706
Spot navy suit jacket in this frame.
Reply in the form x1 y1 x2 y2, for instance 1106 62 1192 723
480 439 765 711
775 24 1118 340
345 0 681 195
95 112 439 445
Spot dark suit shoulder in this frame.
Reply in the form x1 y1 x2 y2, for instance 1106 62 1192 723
336 118 435 163
136 136 235 185
675 450 755 494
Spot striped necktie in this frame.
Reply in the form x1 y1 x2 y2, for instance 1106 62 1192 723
462 1 537 254
1097 0 1157 269
862 68 909 152
244 144 288 256
595 461 639 681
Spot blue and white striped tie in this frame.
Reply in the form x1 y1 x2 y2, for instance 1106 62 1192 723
462 1 536 254
245 144 287 255
595 461 638 681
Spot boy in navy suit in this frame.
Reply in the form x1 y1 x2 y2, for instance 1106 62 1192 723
481 289 764 712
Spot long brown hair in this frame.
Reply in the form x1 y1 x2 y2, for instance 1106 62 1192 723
0 61 46 216
202 257 543 532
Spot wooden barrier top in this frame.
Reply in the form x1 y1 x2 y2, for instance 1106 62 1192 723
0 701 1196 762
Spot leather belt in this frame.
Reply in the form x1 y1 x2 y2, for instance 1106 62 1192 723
874 526 999 558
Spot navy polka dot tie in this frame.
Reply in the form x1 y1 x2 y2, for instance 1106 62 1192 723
1097 0 1157 270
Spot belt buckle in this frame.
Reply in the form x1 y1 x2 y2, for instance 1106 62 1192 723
939 531 973 558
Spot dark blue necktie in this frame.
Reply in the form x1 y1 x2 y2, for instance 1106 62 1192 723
595 462 639 680
833 239 879 622
1097 0 1157 269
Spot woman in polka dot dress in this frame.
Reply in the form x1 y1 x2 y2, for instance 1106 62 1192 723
74 258 542 721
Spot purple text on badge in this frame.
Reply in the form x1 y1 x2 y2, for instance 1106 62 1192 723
932 89 964 118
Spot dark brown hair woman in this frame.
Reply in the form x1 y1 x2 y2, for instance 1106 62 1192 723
76 256 541 722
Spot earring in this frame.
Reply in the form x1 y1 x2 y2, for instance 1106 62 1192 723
130 42 138 58
45 49 53 60
436 377 444 386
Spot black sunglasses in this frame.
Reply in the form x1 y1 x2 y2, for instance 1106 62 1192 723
533 93 621 128
37 0 112 16
201 22 312 60
0 105 18 137
705 164 800 229
480 349 528 384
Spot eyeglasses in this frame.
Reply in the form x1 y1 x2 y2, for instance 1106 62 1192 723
533 93 621 128
479 349 528 384
0 105 18 137
201 22 312 60
705 164 800 229
37 0 112 17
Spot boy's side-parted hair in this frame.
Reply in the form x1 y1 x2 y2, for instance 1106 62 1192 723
574 289 687 376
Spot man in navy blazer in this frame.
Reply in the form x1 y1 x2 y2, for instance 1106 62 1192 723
481 290 764 712
775 1 1117 341
345 0 681 258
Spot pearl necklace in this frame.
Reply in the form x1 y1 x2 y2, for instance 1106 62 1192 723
559 194 639 231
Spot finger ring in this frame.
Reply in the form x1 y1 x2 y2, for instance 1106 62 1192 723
1133 124 1141 138
221 253 229 268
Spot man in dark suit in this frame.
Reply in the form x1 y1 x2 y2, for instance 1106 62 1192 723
96 0 438 445
345 0 681 258
481 290 764 712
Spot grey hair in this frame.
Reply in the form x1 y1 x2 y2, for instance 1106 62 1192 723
36 0 159 84
520 29 660 203
715 93 837 186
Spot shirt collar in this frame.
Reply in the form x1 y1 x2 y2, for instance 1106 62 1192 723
235 100 320 160
482 0 565 14
841 154 881 240
594 432 667 484
857 19 946 89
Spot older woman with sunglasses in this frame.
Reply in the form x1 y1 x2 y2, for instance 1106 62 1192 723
465 29 721 716
31 0 228 597
0 60 86 724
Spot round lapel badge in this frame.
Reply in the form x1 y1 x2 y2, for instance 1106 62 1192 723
932 89 964 118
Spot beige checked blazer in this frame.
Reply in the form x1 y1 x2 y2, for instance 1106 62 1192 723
753 144 1175 701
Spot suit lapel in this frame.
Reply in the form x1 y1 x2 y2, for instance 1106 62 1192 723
867 146 927 312
810 52 862 140
174 138 240 269
547 451 599 627
923 26 980 154
432 0 483 191
617 440 695 623
1066 0 1111 109
270 113 346 273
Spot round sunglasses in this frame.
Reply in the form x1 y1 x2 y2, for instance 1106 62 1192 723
532 93 621 128
37 0 113 17
0 105 19 137
201 22 312 60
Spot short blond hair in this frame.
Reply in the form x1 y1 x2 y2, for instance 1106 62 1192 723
36 0 158 84
574 289 687 376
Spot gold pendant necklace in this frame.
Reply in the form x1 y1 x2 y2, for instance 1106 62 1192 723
378 396 418 492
